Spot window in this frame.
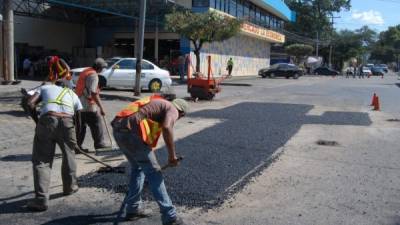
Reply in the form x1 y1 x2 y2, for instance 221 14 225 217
192 0 209 7
215 0 221 10
210 0 216 8
116 59 136 69
142 61 154 70
229 0 237 17
243 1 249 20
237 0 244 18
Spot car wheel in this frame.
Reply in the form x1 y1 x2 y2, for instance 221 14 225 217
293 73 299 79
149 79 162 93
269 73 275 78
99 75 107 89
315 72 319 75
261 74 267 78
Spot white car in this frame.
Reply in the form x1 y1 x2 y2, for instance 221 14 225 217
361 66 372 76
71 58 172 92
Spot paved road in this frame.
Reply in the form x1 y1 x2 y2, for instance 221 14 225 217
1 74 400 225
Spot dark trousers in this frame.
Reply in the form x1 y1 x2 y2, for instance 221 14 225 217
227 65 233 76
77 111 105 149
32 115 78 205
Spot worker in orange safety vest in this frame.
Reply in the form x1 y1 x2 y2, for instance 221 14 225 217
111 96 189 225
74 58 109 153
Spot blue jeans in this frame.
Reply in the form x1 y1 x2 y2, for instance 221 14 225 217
113 130 177 224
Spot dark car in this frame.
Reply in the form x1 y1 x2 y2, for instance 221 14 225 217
377 64 389 73
313 67 340 75
371 67 385 76
258 63 302 79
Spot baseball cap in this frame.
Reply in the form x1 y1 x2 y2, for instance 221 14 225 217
94 58 108 68
172 98 189 114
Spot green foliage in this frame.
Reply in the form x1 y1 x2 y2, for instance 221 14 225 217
284 0 351 39
370 25 400 63
165 10 242 72
285 44 314 64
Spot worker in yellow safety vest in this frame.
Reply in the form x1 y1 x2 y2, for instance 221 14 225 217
111 96 189 225
25 81 83 212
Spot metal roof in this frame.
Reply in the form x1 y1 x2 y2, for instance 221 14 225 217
5 0 182 25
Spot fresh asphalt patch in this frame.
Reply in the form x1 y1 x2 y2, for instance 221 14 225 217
71 102 372 209
156 102 372 208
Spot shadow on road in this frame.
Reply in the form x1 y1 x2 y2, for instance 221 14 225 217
73 102 372 209
1 154 61 162
39 213 118 225
0 110 27 117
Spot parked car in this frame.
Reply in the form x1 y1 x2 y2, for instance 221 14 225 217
313 67 339 75
377 64 389 73
371 67 385 76
71 58 172 92
361 66 372 76
258 63 302 79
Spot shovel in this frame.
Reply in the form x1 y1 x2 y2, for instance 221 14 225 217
95 115 121 155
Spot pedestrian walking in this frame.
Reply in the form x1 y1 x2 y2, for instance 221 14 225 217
227 58 234 77
111 96 189 225
75 58 110 152
26 82 83 211
23 57 32 77
178 54 185 82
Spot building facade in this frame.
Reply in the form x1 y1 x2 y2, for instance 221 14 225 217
5 0 294 77
186 0 295 76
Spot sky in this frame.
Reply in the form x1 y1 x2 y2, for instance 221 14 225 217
335 0 400 32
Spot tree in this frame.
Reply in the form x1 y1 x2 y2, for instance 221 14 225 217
285 0 351 39
370 25 400 64
285 44 314 64
165 10 242 72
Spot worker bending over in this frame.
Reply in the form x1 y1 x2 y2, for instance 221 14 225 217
111 96 189 225
26 81 82 211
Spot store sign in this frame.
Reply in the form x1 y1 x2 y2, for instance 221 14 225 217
240 22 285 43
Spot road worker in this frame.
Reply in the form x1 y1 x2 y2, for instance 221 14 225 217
47 56 74 89
26 81 82 211
75 58 109 152
111 96 189 225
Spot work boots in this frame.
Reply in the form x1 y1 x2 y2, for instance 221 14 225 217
163 217 186 225
26 199 48 212
125 208 153 221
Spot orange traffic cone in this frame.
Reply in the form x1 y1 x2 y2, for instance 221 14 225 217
373 96 380 111
370 93 377 106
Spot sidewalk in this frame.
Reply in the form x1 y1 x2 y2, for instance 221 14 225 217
0 79 43 97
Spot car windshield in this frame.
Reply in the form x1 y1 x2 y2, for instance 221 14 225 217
106 58 121 68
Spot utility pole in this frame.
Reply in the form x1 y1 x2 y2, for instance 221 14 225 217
328 15 340 68
316 31 319 58
134 0 146 96
3 0 14 83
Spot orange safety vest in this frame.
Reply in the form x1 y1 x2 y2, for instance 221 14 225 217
75 68 98 105
115 95 164 148
48 56 71 81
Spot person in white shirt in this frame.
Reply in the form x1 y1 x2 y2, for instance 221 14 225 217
25 82 83 211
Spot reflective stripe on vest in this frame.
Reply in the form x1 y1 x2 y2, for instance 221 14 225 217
46 87 73 108
115 95 163 148
48 56 71 81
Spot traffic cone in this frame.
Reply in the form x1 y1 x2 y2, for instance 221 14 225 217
373 96 380 111
370 93 377 106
